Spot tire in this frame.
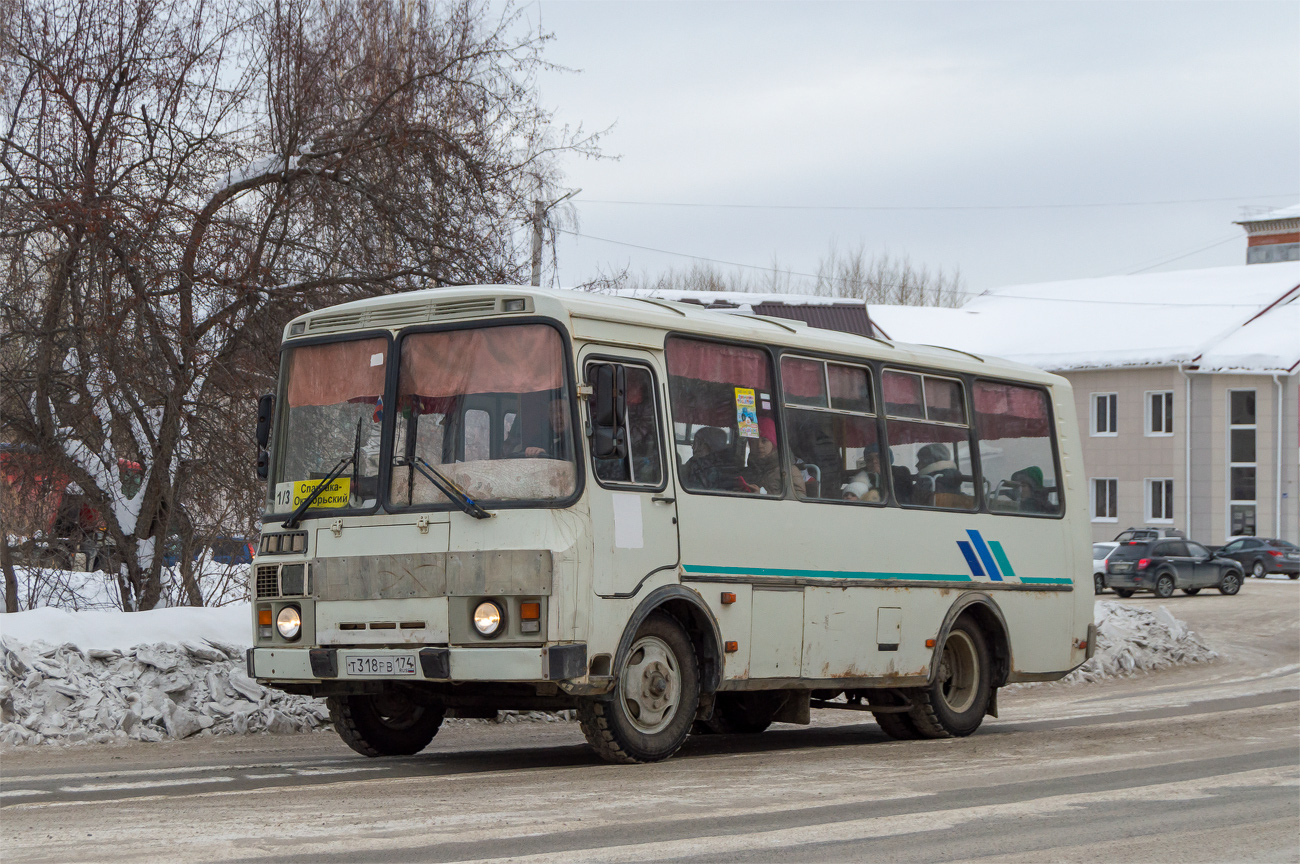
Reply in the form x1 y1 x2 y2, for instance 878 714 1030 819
578 612 700 763
1218 571 1242 595
1113 589 1135 598
327 691 444 757
907 619 992 739
868 691 924 740
1094 573 1105 595
1290 574 1299 580
1182 588 1201 596
1155 574 1175 599
700 691 782 734
1252 560 1266 578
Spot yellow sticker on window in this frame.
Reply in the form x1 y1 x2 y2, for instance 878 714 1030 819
735 387 758 438
274 478 351 510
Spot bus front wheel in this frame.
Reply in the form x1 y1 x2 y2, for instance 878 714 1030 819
327 692 445 757
578 612 700 763
909 619 992 739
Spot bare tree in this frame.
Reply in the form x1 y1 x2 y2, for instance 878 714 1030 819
605 244 963 306
1 0 597 609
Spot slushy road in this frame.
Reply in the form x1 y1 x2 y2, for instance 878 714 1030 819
3 580 1297 863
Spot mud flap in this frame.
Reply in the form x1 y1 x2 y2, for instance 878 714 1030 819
985 686 998 718
772 690 811 725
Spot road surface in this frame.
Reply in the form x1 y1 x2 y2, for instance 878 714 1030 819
3 579 1297 863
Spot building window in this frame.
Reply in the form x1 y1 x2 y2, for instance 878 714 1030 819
1145 478 1174 523
1146 391 1174 436
1228 389 1256 537
1091 478 1118 522
1090 392 1117 437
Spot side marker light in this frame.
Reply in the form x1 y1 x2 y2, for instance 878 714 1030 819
720 592 736 605
724 641 738 653
925 638 936 648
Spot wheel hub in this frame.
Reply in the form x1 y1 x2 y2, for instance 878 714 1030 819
620 636 681 734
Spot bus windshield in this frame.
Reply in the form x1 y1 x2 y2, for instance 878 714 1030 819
389 323 576 508
271 336 388 513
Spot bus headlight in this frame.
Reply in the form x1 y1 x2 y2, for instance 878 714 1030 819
472 601 504 637
276 605 302 640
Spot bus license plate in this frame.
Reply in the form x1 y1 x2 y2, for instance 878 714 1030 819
346 655 417 676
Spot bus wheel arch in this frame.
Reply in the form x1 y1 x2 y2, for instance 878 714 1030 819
932 592 1011 696
611 585 724 700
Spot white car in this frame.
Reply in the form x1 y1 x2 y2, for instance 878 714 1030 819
1093 542 1119 595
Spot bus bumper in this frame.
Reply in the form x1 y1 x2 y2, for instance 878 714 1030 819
249 644 587 683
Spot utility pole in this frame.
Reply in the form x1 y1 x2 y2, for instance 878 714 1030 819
530 188 580 287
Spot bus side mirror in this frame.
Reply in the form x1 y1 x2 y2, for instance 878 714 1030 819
255 393 274 479
256 393 275 448
589 364 626 459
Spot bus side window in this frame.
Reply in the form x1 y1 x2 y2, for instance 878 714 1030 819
781 357 881 503
666 337 784 496
882 370 976 510
974 381 1061 516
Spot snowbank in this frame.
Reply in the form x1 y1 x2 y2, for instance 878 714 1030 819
0 599 1216 747
1061 600 1217 684
0 637 327 747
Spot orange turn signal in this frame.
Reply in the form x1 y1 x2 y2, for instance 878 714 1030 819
520 602 541 620
258 609 273 626
925 638 936 648
720 592 737 605
724 641 739 653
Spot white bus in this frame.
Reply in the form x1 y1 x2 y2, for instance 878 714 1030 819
248 287 1094 763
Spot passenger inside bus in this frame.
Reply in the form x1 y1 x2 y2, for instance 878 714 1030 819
681 426 739 491
1011 466 1052 513
739 418 805 496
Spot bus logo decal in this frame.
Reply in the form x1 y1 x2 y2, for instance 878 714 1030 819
957 530 1017 582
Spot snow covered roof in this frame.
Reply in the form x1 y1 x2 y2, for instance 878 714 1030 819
869 262 1300 374
611 288 864 308
1235 203 1300 225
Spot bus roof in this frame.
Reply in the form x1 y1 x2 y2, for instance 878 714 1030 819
283 286 1062 386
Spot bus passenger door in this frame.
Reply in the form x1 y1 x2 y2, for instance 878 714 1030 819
580 352 679 596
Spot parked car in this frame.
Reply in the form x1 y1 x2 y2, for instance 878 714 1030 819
1214 537 1300 579
1105 538 1243 598
1113 527 1185 543
1092 542 1119 595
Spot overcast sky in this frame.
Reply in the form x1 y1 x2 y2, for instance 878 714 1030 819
528 1 1300 297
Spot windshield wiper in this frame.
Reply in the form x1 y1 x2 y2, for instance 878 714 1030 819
281 417 363 529
399 455 492 520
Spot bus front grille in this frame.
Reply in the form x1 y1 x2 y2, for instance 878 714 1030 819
255 565 279 598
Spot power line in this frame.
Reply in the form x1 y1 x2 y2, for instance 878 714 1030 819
1125 233 1243 274
577 192 1299 213
559 228 1270 309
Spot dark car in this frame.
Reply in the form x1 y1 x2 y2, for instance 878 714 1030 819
1215 537 1300 579
1105 538 1243 598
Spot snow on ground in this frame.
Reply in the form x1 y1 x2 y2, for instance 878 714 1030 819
0 599 1217 748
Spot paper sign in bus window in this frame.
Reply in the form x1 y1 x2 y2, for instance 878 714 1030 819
274 478 352 510
735 388 759 438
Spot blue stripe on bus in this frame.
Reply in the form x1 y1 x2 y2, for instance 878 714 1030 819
956 541 985 577
680 564 970 582
966 530 1004 581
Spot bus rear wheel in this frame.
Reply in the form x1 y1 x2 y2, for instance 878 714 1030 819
327 691 445 757
868 691 924 740
578 612 700 763
908 619 992 739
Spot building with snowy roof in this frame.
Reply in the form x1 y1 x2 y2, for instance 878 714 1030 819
869 262 1300 547
1235 204 1300 265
